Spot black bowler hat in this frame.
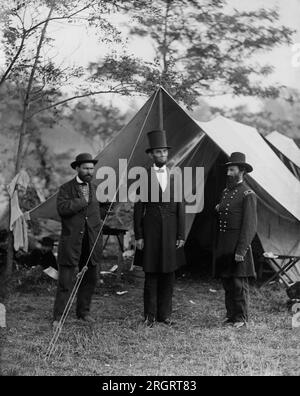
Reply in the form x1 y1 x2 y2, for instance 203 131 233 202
39 237 55 247
224 152 253 173
71 153 98 169
145 130 171 154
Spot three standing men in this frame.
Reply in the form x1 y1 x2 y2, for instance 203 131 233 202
52 146 257 330
52 153 104 328
215 152 257 328
134 130 185 327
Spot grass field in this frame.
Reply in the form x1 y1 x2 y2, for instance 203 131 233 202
0 267 299 376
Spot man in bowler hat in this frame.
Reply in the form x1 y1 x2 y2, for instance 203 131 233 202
52 153 105 329
215 152 257 329
134 130 185 327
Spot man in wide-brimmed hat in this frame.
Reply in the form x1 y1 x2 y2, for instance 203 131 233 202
52 153 104 328
134 130 186 327
215 152 257 329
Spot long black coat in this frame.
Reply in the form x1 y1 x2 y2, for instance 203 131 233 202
215 181 257 278
134 167 185 273
57 178 104 267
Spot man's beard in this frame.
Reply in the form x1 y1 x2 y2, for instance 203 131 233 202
79 174 93 183
155 158 167 167
226 175 240 188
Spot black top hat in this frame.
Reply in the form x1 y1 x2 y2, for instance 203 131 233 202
224 152 253 173
71 153 98 169
39 237 55 247
145 130 171 154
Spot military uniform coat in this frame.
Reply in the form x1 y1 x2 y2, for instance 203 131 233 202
134 167 185 273
215 181 257 278
57 178 104 267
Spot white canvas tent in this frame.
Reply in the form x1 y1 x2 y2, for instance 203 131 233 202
195 117 300 280
266 131 300 180
27 87 300 281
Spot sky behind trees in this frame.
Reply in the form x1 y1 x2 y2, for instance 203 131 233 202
0 0 299 112
38 0 300 111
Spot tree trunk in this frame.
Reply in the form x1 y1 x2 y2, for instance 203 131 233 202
161 0 172 78
5 5 54 278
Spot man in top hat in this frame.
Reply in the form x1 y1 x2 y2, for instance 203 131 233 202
52 153 105 328
134 130 185 327
215 152 257 329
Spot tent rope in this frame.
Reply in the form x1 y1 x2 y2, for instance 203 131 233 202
45 88 161 360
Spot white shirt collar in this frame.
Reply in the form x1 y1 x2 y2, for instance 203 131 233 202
76 176 84 184
153 164 167 172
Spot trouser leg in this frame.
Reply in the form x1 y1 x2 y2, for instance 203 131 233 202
76 230 97 318
222 277 235 321
53 265 76 321
157 272 175 321
76 264 97 318
232 277 249 323
144 273 158 321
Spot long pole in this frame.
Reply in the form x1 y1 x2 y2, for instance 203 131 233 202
158 87 164 130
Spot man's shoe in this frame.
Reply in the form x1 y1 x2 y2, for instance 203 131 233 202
78 315 96 324
144 318 155 328
232 321 247 329
222 318 234 327
159 318 175 326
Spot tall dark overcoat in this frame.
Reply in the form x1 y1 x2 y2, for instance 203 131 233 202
134 167 185 273
57 178 104 267
215 181 257 278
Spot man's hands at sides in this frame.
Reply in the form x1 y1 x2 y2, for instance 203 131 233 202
235 253 244 262
136 239 144 251
176 240 185 249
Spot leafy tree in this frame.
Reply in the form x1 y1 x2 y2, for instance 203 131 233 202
0 82 57 185
0 0 154 173
117 0 295 107
0 0 153 275
66 99 129 152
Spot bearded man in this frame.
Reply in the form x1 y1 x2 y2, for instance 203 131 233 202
52 153 104 328
134 130 185 327
215 152 257 329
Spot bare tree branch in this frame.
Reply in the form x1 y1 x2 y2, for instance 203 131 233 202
26 1 97 34
29 86 137 117
0 1 98 87
0 33 26 87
